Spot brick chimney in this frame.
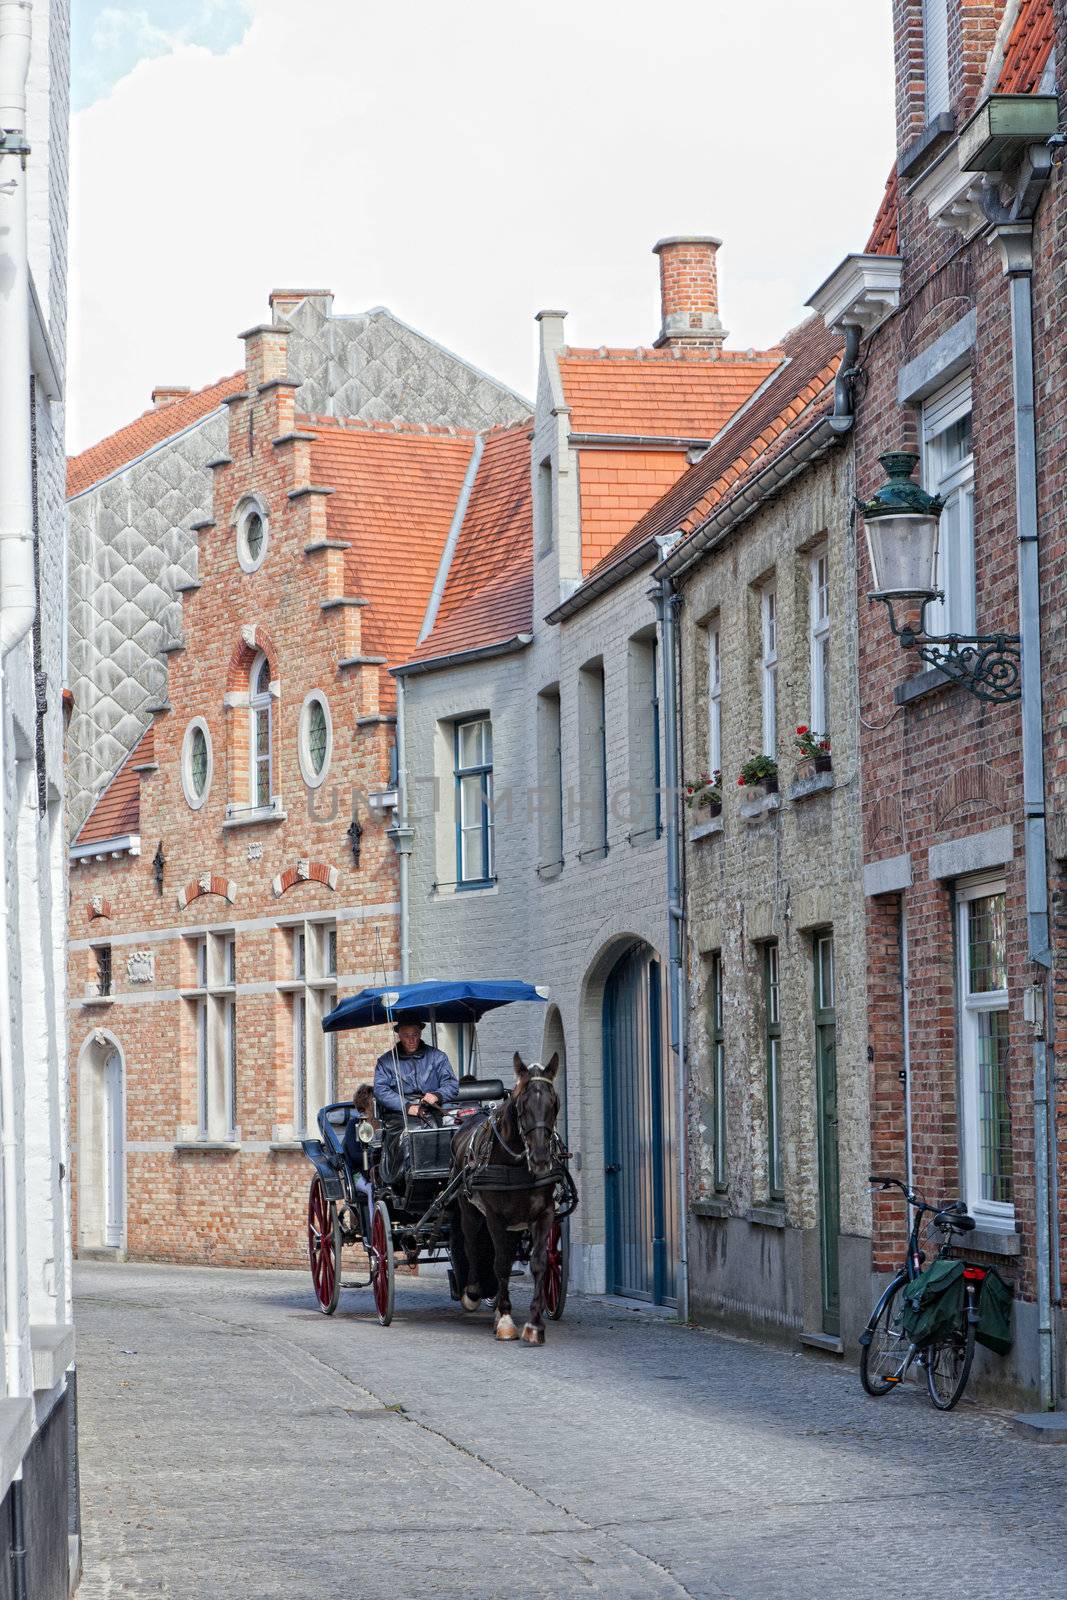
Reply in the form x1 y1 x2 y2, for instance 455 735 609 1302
151 385 191 408
269 288 335 326
652 237 727 349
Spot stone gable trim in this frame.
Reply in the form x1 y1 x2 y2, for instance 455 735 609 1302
271 861 339 897
177 875 238 910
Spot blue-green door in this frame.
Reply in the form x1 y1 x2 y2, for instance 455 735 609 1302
603 945 677 1305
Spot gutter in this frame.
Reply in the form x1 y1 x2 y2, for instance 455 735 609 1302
391 632 532 679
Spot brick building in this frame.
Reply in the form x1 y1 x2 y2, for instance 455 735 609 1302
397 239 782 1309
808 0 1066 1405
66 297 531 1266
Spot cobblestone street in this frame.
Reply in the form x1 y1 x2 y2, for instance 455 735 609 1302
74 1260 1067 1599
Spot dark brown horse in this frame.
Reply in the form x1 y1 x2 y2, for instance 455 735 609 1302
452 1052 561 1344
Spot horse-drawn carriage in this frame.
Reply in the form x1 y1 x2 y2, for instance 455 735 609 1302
301 980 578 1339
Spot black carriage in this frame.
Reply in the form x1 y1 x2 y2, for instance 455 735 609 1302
301 979 576 1325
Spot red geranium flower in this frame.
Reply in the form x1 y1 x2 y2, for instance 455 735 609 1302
796 724 808 735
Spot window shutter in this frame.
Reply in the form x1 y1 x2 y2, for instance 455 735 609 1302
923 0 950 120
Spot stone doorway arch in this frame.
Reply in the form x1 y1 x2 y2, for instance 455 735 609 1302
77 1029 126 1252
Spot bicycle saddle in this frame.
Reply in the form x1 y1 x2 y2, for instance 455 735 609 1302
934 1205 975 1231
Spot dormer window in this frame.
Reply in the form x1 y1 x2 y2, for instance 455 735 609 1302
250 653 273 807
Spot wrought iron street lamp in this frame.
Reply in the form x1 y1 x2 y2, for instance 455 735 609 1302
859 451 1021 703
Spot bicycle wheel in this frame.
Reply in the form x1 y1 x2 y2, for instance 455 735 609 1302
860 1280 909 1396
926 1317 976 1410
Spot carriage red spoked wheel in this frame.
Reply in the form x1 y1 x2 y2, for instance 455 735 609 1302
544 1219 568 1321
371 1198 395 1327
308 1176 341 1315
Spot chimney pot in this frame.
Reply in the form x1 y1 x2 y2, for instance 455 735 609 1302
151 385 191 409
652 237 727 349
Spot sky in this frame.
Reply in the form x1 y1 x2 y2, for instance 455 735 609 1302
67 0 896 453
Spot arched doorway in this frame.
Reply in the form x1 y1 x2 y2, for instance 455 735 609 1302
540 1005 567 1138
103 1048 125 1247
602 943 678 1305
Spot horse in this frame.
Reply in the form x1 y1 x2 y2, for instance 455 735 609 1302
451 1052 561 1345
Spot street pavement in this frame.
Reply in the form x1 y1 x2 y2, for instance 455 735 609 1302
74 1259 1067 1599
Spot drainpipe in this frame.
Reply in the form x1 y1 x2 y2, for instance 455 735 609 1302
390 675 412 983
0 0 35 1412
653 538 689 1323
992 207 1057 1410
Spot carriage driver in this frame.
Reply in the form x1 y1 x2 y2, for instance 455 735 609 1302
372 1020 459 1125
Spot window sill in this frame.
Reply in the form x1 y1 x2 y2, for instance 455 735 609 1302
223 802 287 829
966 1226 1021 1258
693 1196 730 1219
739 793 780 823
746 1205 787 1229
79 993 114 1008
689 816 723 842
173 1140 240 1153
269 1139 305 1152
30 1324 75 1394
435 881 499 900
893 665 953 706
788 772 834 803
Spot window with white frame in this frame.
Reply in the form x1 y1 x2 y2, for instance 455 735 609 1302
249 652 274 808
809 547 830 737
454 717 494 887
286 920 339 1134
923 0 950 121
707 620 722 778
185 930 237 1141
923 374 974 640
957 878 1013 1226
760 583 778 760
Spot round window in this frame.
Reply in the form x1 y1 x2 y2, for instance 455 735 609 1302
299 692 332 788
236 500 269 573
181 718 212 810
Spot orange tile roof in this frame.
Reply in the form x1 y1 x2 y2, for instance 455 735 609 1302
67 373 244 497
588 317 843 578
578 449 691 574
308 420 483 706
74 724 153 846
997 0 1054 92
866 168 900 256
558 347 782 437
404 424 534 665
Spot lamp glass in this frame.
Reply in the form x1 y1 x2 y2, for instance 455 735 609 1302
865 511 940 600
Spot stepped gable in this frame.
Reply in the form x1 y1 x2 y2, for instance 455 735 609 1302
589 316 843 575
403 422 535 668
67 373 244 498
306 417 478 707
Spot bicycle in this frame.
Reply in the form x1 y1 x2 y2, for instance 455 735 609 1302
860 1174 987 1411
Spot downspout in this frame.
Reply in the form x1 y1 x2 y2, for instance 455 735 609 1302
992 198 1057 1410
0 0 35 1420
390 675 412 983
653 538 688 1323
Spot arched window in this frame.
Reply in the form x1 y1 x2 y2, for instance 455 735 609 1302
249 652 273 807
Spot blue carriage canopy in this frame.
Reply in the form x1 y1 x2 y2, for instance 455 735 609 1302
322 979 549 1032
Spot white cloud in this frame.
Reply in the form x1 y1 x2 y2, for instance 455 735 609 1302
68 0 894 452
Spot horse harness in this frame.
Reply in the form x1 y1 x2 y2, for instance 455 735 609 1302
461 1066 570 1197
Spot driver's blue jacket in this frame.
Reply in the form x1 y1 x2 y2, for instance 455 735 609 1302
372 1044 458 1114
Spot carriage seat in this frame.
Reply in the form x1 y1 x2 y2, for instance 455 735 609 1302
454 1078 506 1104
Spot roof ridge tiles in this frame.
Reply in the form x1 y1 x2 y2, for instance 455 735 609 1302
297 413 479 439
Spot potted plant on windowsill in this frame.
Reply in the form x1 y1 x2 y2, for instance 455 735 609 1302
795 726 832 773
738 755 779 796
685 770 722 818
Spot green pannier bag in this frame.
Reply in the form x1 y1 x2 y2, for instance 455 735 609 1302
976 1268 1014 1356
901 1258 964 1347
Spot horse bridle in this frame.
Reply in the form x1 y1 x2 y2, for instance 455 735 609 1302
489 1065 559 1169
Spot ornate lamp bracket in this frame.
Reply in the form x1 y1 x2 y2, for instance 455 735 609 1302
874 595 1022 703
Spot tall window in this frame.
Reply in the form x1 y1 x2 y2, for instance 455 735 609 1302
454 717 494 887
249 652 273 808
578 660 608 861
764 942 783 1201
627 632 660 844
286 920 339 1135
536 457 554 555
185 931 238 1141
536 687 564 878
707 621 721 777
923 0 950 121
710 953 727 1192
809 547 830 736
923 375 974 640
958 879 1013 1225
760 583 778 761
